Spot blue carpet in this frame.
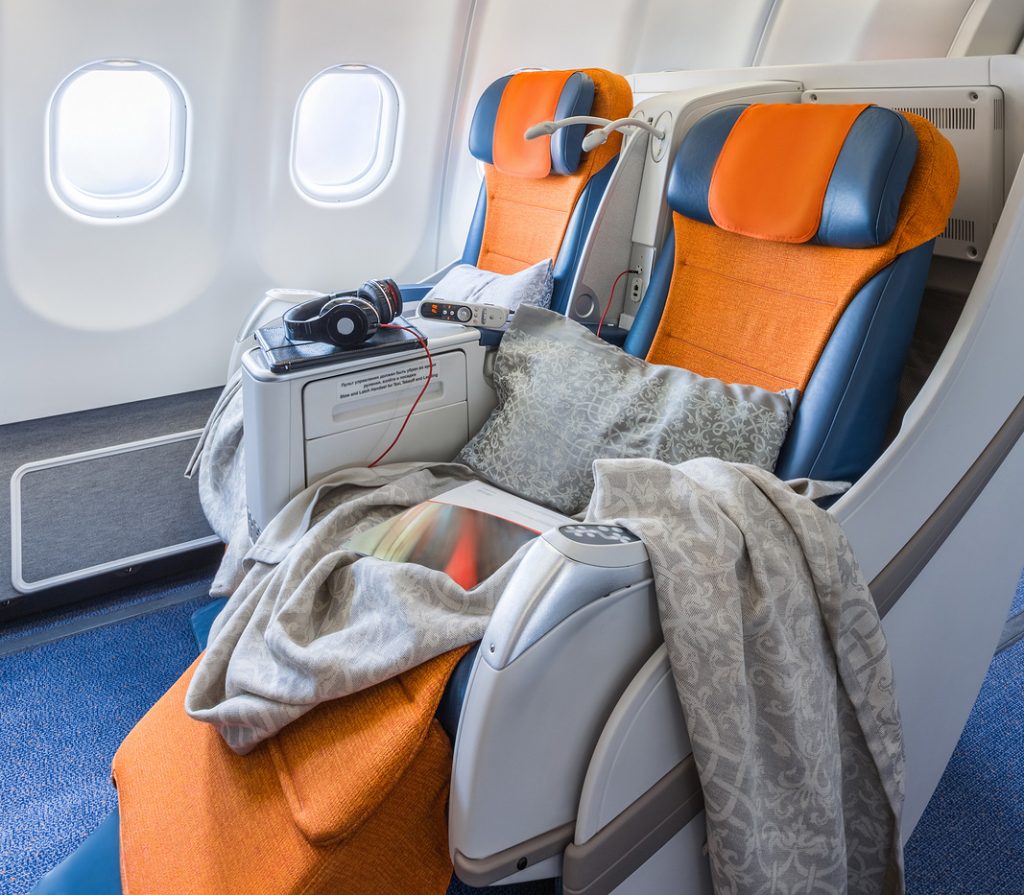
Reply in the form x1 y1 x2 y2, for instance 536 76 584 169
905 568 1024 893
0 597 208 895
1011 568 1024 616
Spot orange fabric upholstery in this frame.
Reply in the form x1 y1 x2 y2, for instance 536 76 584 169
113 646 470 895
477 68 633 275
493 70 574 179
708 103 870 243
646 112 959 392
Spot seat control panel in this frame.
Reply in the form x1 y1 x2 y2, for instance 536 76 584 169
558 523 640 545
543 523 649 569
419 300 509 329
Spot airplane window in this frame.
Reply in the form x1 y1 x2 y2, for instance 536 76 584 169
48 60 187 219
291 64 399 204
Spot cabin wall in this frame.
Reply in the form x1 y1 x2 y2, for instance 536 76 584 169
1 0 1023 614
1 0 1021 427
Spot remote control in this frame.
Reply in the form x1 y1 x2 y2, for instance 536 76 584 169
419 299 510 329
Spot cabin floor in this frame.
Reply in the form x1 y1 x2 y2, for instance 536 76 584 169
1 568 1023 895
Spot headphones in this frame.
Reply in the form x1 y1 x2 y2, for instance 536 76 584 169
282 278 402 348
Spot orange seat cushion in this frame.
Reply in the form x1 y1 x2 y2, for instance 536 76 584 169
708 103 870 243
113 646 470 895
646 112 959 392
477 68 634 275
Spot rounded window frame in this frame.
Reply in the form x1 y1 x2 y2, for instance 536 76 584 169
290 63 400 206
47 59 189 221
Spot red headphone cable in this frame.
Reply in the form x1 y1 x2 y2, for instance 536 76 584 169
368 324 435 468
596 269 638 338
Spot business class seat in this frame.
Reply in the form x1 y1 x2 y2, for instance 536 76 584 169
33 102 958 894
446 101 958 889
625 101 958 484
407 67 634 312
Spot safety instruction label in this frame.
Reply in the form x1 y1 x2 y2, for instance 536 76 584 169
336 361 432 401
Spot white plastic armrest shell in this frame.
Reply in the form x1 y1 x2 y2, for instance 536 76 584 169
449 524 663 886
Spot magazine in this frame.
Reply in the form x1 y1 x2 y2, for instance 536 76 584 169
343 481 571 589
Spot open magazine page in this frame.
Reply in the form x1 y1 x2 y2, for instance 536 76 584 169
344 481 570 589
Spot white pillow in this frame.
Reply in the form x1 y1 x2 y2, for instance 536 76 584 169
423 259 553 312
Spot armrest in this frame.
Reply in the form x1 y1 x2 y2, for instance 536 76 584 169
449 525 661 886
485 524 651 668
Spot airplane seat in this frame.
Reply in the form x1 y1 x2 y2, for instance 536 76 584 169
32 102 959 895
403 67 634 312
447 101 958 890
623 101 957 484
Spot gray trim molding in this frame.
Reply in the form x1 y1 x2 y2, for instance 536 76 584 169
452 821 576 888
562 756 704 895
870 394 1024 617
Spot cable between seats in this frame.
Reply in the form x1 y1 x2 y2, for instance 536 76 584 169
597 269 638 338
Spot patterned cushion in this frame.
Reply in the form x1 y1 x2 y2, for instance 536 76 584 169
457 307 796 514
423 259 553 312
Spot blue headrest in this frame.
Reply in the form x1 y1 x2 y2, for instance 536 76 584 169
666 104 919 248
469 71 596 176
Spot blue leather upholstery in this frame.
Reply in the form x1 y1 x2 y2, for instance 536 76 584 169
623 234 674 358
190 597 228 650
551 72 596 175
668 104 919 248
31 808 122 895
460 181 488 266
468 71 596 175
816 108 917 247
468 75 512 165
774 240 934 482
667 104 745 225
550 157 615 314
436 644 480 740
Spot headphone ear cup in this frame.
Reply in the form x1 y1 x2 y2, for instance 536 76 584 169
321 298 379 347
378 278 402 319
358 279 401 325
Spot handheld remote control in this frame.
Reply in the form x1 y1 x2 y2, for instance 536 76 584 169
419 299 510 329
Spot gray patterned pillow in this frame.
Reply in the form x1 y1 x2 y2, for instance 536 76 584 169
457 306 797 514
423 259 553 311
